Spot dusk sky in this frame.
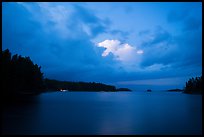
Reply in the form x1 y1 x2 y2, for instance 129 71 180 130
2 2 202 91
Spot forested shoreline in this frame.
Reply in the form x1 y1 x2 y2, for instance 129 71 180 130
2 49 201 99
44 78 117 92
2 49 131 99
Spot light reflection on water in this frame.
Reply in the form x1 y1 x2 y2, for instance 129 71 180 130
2 91 202 135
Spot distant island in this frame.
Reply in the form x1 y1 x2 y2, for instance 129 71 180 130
116 88 132 91
167 89 183 92
44 78 131 92
147 89 152 92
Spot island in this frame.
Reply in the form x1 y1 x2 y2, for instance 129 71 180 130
44 79 131 92
147 89 152 92
167 89 183 92
116 88 132 91
44 78 118 92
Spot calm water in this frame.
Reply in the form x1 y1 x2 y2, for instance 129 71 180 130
2 91 202 135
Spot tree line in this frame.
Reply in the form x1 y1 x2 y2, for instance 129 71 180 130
44 78 117 91
2 49 127 98
2 49 201 96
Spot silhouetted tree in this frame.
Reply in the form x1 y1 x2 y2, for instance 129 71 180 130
184 76 202 94
2 49 44 98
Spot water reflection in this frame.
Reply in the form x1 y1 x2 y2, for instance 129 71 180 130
2 91 202 135
2 96 41 134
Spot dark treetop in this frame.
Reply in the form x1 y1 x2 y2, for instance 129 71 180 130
2 49 44 97
183 76 202 94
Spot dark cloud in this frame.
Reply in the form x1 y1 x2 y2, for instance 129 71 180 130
138 30 150 36
142 28 172 47
139 27 177 67
110 30 128 36
2 2 42 54
138 7 202 72
110 29 130 40
72 4 109 38
2 2 121 83
163 8 202 76
167 9 201 32
167 10 189 23
139 24 201 72
174 28 202 68
2 2 202 89
182 17 202 31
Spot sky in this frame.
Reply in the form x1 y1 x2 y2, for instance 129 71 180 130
2 2 202 91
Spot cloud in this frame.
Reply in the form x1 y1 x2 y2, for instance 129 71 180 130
173 28 202 69
167 9 202 32
138 30 150 36
3 2 145 83
182 17 202 32
97 39 143 66
143 63 171 72
141 26 172 47
110 30 130 40
138 21 201 76
137 50 143 54
2 2 113 81
98 39 121 57
166 8 202 70
139 27 178 67
71 4 109 38
167 10 189 23
117 77 188 86
2 2 202 89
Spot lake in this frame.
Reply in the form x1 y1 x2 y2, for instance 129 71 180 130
2 91 202 135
